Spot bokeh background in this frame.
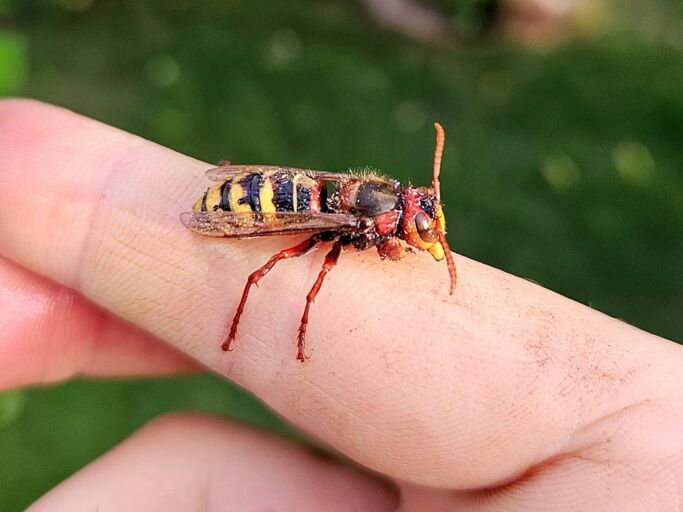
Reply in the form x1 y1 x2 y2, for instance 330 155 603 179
0 0 681 508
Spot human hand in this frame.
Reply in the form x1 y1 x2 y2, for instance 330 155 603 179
2 100 682 511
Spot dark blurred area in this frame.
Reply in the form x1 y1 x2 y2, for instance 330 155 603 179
0 0 681 508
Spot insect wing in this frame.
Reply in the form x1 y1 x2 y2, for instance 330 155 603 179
180 211 361 238
205 165 351 182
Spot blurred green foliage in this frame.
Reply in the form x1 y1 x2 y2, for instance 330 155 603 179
0 31 26 95
431 0 498 36
0 0 681 508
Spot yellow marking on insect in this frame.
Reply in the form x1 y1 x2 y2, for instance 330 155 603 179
260 174 277 214
436 204 447 232
428 242 445 261
428 205 447 261
192 192 205 213
205 184 223 212
229 180 251 213
292 173 301 212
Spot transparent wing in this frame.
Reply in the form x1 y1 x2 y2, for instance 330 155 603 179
180 210 362 238
205 164 352 182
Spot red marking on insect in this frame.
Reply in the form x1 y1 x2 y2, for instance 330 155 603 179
374 210 401 236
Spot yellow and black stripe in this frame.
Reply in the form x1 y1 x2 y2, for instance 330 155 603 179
193 171 326 215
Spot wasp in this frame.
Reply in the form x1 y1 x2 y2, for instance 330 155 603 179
181 123 456 361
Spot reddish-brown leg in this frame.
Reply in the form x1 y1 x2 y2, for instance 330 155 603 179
296 241 342 362
223 236 318 351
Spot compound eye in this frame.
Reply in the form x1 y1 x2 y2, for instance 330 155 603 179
415 212 437 243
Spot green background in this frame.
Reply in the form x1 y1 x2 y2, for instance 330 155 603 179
1 0 681 509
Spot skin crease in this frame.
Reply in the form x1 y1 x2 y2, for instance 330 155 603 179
0 99 681 511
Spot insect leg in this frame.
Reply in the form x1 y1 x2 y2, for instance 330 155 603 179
223 236 318 351
296 240 342 362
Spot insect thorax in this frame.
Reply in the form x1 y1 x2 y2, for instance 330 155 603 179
334 179 400 217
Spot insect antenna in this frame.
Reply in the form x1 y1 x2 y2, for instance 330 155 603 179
432 122 457 294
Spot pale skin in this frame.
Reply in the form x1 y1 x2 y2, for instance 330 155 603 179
0 99 682 511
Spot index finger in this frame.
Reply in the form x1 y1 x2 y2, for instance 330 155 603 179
1 99 681 489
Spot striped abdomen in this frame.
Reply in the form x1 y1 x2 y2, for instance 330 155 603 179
193 171 326 214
